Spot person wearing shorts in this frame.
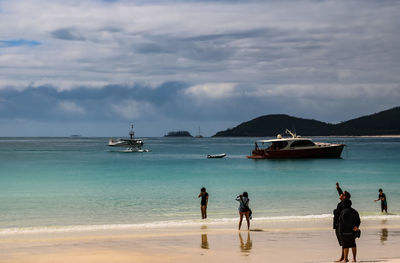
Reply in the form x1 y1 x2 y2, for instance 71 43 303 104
236 192 251 230
374 188 388 213
198 187 209 219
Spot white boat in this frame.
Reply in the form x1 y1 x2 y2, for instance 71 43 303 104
247 129 344 159
207 153 226 159
108 124 150 152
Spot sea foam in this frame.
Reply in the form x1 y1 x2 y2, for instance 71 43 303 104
1 214 398 236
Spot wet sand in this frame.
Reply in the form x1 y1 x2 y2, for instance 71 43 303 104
1 217 400 263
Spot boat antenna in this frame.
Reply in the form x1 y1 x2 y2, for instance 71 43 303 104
129 124 135 139
285 129 297 138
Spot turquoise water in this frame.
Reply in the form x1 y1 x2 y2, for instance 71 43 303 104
0 137 399 230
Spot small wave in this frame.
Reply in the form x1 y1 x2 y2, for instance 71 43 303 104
1 213 399 236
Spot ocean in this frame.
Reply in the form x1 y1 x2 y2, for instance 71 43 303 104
0 136 399 233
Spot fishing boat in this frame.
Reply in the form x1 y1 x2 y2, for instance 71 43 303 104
247 129 344 159
207 153 226 159
108 124 150 152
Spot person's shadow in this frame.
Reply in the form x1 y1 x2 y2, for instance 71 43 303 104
239 232 252 255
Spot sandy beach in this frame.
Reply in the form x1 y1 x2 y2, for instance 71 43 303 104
1 217 400 263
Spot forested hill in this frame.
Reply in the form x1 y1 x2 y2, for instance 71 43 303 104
213 107 400 137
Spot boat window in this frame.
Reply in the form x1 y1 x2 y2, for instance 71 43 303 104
290 140 315 148
271 141 288 150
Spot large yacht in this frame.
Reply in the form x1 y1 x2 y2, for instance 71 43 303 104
247 129 344 159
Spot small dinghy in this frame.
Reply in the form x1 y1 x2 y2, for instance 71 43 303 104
207 153 226 159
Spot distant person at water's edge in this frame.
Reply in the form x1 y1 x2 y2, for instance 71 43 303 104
374 188 388 213
339 198 361 263
333 182 351 262
236 192 251 230
198 187 208 219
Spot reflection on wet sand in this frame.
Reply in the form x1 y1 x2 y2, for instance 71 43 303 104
239 232 252 255
200 225 209 249
201 234 209 249
380 228 388 245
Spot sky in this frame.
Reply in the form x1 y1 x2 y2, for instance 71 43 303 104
0 0 399 137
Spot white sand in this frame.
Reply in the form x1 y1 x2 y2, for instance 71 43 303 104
1 217 400 263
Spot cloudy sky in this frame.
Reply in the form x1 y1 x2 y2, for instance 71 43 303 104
0 0 399 136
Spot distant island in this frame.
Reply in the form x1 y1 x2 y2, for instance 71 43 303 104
164 131 193 137
213 106 400 137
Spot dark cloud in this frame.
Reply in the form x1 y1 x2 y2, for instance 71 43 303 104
1 1 400 136
0 83 189 122
0 82 398 136
51 28 86 41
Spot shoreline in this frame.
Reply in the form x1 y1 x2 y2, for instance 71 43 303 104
2 217 400 263
2 214 399 236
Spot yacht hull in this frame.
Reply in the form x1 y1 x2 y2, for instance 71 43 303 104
247 144 345 159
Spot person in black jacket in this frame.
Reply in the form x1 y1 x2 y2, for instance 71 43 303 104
333 182 351 262
339 198 361 263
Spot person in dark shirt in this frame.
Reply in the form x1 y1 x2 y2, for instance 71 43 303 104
333 182 351 262
339 199 361 263
236 192 251 230
198 187 209 219
374 188 388 213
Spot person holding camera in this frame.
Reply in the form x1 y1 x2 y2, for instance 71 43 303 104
236 192 251 230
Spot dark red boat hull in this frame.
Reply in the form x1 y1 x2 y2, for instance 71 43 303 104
247 144 345 159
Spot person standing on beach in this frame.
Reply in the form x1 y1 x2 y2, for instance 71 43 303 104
333 182 352 262
198 187 208 219
236 192 251 230
374 188 388 213
339 198 361 263
333 182 345 262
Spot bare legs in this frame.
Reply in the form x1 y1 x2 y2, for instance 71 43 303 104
335 248 344 262
201 205 207 219
238 211 250 230
341 247 357 262
351 247 357 262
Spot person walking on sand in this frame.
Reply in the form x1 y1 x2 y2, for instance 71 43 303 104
236 192 251 230
333 182 352 262
374 188 388 213
198 187 208 219
339 198 361 263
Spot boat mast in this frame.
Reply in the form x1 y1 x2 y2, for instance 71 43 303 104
129 124 134 139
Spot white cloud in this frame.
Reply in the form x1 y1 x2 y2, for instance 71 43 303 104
0 0 398 91
0 0 399 136
185 83 237 99
248 84 400 100
111 100 155 119
58 101 86 114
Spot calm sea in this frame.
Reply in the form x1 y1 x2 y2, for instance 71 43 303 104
0 137 399 232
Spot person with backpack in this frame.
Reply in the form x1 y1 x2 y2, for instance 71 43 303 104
236 192 252 230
